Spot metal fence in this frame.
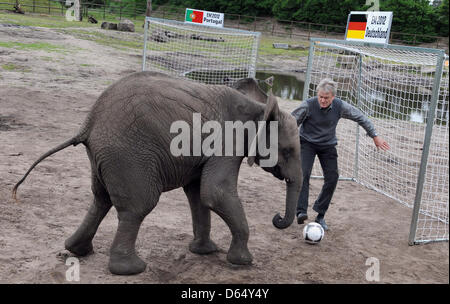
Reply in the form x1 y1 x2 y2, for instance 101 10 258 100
0 1 447 50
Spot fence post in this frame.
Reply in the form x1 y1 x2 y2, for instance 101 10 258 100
103 3 105 20
290 20 293 38
271 22 275 36
303 39 316 101
48 0 50 14
254 16 257 32
408 50 445 245
119 3 122 20
353 53 363 182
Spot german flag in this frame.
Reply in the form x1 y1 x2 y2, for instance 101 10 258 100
347 14 367 40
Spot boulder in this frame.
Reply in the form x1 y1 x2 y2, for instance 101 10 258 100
101 22 118 30
118 19 135 32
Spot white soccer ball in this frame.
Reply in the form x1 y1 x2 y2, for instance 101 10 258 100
303 222 325 244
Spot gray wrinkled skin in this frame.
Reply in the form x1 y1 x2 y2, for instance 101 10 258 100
13 71 302 275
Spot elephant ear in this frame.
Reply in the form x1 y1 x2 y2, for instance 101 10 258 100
248 89 279 166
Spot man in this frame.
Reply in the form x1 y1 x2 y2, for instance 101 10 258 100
291 78 389 231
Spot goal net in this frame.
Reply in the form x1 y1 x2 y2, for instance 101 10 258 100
304 38 449 244
142 17 260 85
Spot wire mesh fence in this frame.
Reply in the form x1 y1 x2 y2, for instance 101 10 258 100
304 39 449 244
142 17 260 85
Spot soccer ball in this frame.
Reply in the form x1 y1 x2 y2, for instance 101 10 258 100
303 222 325 244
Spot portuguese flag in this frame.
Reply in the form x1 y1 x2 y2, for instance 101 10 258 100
186 9 204 24
347 14 367 40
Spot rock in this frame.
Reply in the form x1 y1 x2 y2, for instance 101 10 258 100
101 22 118 30
118 19 135 32
151 32 168 43
101 22 115 30
289 44 308 50
190 34 224 42
337 55 357 68
273 43 289 49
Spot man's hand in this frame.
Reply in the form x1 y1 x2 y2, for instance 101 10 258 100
373 136 390 151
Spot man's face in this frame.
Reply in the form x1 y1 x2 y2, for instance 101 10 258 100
317 90 335 108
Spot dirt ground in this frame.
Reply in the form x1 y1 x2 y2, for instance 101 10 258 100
0 19 448 284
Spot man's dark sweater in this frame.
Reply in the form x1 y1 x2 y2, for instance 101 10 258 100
291 97 377 146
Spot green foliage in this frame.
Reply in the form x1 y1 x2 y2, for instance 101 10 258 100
272 0 305 21
380 0 438 43
435 0 449 36
13 0 449 39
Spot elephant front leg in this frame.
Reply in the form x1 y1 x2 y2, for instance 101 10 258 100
183 179 218 254
201 158 253 265
214 194 252 265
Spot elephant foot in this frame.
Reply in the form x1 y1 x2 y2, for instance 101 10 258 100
227 247 253 265
189 238 218 254
109 252 147 275
64 237 94 257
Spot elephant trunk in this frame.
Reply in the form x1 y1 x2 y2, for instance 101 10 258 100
272 180 301 229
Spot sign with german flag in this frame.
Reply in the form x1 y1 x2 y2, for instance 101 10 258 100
346 11 393 44
185 8 224 28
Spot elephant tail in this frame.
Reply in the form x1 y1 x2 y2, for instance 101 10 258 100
12 135 84 202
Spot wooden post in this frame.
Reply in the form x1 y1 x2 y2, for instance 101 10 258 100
146 0 152 17
290 20 293 38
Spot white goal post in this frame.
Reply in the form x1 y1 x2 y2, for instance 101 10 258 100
303 38 449 245
142 16 261 85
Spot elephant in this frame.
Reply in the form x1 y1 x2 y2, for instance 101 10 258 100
12 71 302 275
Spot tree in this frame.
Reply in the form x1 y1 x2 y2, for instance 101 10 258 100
435 0 449 36
380 0 438 42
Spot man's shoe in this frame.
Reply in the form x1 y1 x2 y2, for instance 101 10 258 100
297 213 308 224
315 216 329 231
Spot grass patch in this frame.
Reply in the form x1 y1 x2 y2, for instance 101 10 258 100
0 41 67 52
258 36 309 58
1 63 31 72
1 63 17 70
58 28 143 51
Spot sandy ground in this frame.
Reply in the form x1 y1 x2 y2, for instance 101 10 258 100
0 19 448 284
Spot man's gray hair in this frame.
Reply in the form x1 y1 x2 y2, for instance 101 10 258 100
317 78 337 96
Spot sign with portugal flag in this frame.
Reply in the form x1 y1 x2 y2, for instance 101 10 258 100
185 8 224 28
346 11 393 44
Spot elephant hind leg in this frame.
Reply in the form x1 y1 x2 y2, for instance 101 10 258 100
105 168 162 275
183 179 218 255
65 172 112 256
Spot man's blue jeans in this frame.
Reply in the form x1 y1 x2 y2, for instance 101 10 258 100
297 139 339 216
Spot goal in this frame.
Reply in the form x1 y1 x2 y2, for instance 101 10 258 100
303 38 449 244
142 17 260 85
